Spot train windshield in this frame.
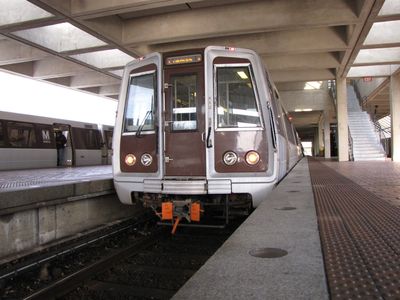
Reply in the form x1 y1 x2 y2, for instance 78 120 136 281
124 71 156 133
216 66 262 129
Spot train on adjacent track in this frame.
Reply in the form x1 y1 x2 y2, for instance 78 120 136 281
113 46 302 229
0 111 113 170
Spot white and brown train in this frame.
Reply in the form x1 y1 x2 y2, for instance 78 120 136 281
113 46 302 229
0 111 113 170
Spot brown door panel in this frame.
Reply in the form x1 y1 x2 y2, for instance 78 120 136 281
164 65 206 177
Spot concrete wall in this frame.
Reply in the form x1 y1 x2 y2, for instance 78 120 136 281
354 77 387 100
280 89 334 113
0 194 140 259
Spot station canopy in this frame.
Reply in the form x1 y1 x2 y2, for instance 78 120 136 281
0 0 399 103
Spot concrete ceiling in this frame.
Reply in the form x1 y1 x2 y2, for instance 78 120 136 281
0 0 399 106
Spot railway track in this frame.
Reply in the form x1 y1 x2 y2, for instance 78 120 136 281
1 215 245 300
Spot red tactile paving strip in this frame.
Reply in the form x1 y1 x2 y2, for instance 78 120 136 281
308 158 400 299
321 160 400 207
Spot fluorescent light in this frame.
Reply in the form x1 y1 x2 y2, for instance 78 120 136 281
304 81 322 90
294 108 313 112
237 71 248 79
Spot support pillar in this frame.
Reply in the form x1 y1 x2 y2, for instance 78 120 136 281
336 77 349 161
390 72 400 162
318 116 324 156
324 111 331 158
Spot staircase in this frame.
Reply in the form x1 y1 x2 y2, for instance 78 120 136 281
347 86 386 161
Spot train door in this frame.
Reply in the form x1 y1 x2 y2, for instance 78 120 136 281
164 66 206 177
53 123 73 166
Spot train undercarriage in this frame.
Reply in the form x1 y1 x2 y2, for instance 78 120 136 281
133 192 253 233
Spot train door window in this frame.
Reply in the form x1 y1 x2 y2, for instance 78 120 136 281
215 65 262 129
0 121 4 147
170 74 197 131
7 122 36 148
105 130 113 149
123 71 156 133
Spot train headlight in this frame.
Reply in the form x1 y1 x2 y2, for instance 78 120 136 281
141 153 153 166
223 151 238 166
246 151 260 165
125 154 136 166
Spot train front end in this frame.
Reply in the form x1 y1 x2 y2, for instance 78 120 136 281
113 46 278 229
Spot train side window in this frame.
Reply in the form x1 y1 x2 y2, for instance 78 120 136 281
123 71 156 133
216 65 262 129
0 121 4 147
105 130 113 149
7 122 36 148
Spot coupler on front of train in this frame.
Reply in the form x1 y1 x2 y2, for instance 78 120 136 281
113 46 286 233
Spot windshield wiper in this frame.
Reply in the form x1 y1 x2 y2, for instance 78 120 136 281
136 110 152 137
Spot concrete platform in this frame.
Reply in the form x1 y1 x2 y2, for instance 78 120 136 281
173 158 328 300
0 166 141 261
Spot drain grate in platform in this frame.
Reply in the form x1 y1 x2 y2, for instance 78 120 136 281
249 248 288 258
308 158 400 299
274 207 297 211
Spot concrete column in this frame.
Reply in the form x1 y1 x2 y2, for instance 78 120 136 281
391 73 400 162
324 111 331 158
336 77 349 161
313 129 319 157
318 117 324 156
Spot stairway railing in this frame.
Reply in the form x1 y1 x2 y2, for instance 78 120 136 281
372 120 390 156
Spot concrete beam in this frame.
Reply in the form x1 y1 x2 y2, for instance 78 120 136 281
45 76 71 86
0 0 57 33
33 57 88 79
339 0 384 77
136 26 348 57
363 20 400 47
70 0 210 19
264 52 340 71
12 22 108 53
70 72 120 88
0 39 48 65
80 87 100 94
99 84 120 96
1 62 34 76
122 0 359 46
354 47 400 65
271 69 335 83
348 65 400 77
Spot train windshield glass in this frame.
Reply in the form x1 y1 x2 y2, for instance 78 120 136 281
124 71 156 133
216 66 261 128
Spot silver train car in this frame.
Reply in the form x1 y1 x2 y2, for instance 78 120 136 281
0 111 113 170
113 46 302 229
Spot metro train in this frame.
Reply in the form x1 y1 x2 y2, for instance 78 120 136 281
0 111 113 170
113 46 302 230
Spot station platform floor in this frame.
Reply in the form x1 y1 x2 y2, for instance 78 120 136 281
174 157 400 299
0 165 112 192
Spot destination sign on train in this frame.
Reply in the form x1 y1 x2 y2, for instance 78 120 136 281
166 54 202 65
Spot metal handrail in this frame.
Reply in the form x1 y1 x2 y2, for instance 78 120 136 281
373 120 391 155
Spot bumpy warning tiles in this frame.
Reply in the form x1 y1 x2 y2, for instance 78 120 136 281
0 166 112 191
308 159 400 299
321 160 400 207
